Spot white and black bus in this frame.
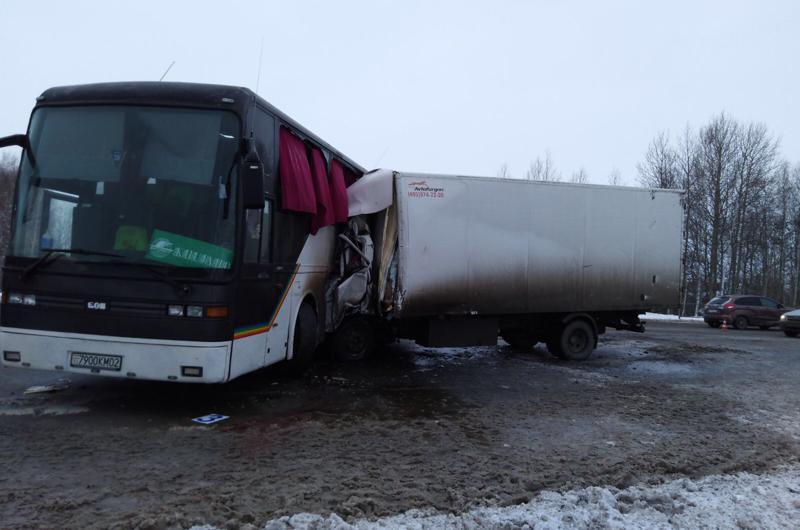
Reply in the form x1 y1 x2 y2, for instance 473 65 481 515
0 82 364 383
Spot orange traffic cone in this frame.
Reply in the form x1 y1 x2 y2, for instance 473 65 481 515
721 320 728 332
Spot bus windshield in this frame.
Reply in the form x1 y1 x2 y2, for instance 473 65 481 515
10 106 240 272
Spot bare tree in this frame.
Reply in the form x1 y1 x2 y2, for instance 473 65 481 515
675 125 701 315
525 150 560 181
637 131 678 189
570 167 589 184
698 113 738 296
607 168 623 186
791 164 800 305
497 163 512 179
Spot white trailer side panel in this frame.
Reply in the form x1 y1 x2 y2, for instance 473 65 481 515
394 173 682 318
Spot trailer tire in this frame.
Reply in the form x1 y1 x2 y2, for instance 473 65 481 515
287 303 317 375
333 316 375 361
547 320 595 361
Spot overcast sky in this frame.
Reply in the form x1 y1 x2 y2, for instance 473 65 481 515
1 0 798 183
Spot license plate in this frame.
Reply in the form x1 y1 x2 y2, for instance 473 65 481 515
70 352 123 371
706 309 719 313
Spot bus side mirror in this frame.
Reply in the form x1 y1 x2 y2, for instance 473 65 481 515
0 134 27 149
0 134 36 166
241 150 265 210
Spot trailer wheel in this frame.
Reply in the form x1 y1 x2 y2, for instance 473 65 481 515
333 316 375 361
547 320 595 361
287 303 317 375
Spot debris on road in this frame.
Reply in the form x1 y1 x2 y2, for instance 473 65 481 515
191 413 229 425
23 378 71 395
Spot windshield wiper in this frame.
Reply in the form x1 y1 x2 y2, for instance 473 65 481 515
108 259 192 297
20 248 123 281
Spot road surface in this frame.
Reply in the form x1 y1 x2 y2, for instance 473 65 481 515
1 321 798 529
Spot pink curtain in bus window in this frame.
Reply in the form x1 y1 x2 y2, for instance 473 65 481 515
278 127 317 214
329 159 349 223
343 167 360 188
309 148 334 234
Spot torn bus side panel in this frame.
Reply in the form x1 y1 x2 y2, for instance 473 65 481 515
324 217 375 332
324 169 401 331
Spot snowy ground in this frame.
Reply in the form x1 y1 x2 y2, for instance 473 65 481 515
639 312 704 322
223 466 800 530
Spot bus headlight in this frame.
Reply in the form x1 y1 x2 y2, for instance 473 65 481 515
166 304 228 318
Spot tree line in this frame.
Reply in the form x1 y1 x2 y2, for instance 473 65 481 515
637 113 800 314
498 151 622 186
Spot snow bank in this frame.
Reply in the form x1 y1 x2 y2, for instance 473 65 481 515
241 467 800 530
639 312 703 322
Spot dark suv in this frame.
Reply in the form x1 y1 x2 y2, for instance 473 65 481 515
704 295 789 330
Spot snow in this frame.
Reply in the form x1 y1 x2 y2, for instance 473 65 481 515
639 312 703 322
198 467 800 530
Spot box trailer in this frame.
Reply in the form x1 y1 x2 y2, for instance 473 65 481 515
327 170 683 361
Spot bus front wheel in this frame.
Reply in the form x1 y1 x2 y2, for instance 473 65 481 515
333 317 375 361
288 303 317 374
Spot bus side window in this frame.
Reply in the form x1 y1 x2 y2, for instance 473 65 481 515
243 199 271 264
260 199 271 263
243 209 261 264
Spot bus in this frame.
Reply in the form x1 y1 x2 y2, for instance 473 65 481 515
0 82 364 383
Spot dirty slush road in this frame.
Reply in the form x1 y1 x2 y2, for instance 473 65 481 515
1 322 799 529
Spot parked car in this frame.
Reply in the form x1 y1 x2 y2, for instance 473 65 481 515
779 309 800 337
703 295 789 330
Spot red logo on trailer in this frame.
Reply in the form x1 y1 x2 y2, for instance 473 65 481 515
407 180 444 199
